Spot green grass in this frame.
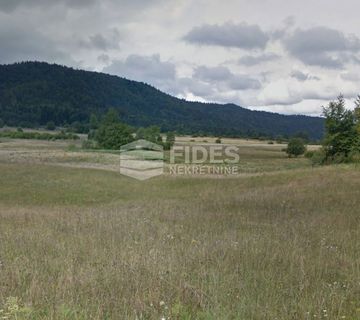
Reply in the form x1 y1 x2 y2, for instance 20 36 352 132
0 162 360 319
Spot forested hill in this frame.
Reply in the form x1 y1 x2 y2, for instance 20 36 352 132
0 62 324 139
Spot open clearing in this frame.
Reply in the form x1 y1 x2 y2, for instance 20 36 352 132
0 139 359 319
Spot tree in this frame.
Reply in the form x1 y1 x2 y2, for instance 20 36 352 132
89 114 99 130
138 126 162 143
286 138 306 157
102 108 119 125
322 95 358 158
353 96 360 150
95 108 134 149
0 118 4 128
95 123 134 150
163 131 176 150
166 131 175 145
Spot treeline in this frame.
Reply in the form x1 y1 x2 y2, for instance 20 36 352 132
0 128 79 141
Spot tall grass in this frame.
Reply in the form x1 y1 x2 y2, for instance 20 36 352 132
0 164 359 319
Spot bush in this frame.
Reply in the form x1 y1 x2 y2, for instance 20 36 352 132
46 121 56 130
304 150 315 159
82 139 98 149
349 151 360 163
286 138 306 157
215 138 222 144
310 149 327 165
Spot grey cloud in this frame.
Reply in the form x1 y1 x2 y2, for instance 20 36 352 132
340 72 360 82
79 29 121 51
103 54 176 91
193 65 261 90
228 75 261 90
0 25 75 65
271 16 296 40
238 53 280 66
183 22 269 49
290 70 320 81
0 0 95 12
176 77 215 98
193 66 232 81
283 26 360 69
97 54 110 64
89 34 115 50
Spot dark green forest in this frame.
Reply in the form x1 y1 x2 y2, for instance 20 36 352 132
0 62 324 139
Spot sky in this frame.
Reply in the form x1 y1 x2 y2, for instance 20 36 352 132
1 0 360 116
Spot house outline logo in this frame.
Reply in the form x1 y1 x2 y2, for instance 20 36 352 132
119 139 164 180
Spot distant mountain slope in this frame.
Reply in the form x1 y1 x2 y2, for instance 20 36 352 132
0 62 324 139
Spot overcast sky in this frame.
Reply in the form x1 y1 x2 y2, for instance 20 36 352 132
1 0 360 115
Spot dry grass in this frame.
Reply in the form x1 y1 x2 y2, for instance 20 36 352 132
0 161 360 319
0 138 314 175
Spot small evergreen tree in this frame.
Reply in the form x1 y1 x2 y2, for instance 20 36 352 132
89 114 99 130
102 108 119 125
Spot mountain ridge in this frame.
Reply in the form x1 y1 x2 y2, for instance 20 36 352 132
0 61 324 139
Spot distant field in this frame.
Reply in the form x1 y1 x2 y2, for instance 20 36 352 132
0 137 318 174
0 138 359 320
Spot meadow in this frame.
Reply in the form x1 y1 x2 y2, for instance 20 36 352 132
0 138 359 319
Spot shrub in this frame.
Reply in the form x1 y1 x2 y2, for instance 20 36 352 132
349 151 360 163
304 150 315 159
82 139 98 149
286 138 306 157
215 138 222 144
67 144 78 151
310 149 327 165
46 121 56 130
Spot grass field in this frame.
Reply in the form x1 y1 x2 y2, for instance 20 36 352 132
0 139 359 319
